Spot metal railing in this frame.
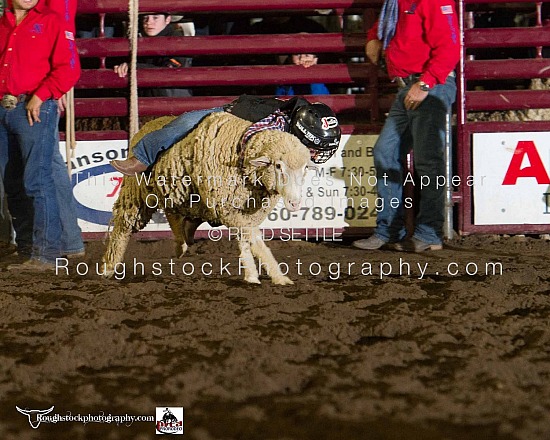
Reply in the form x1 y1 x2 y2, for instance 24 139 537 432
73 0 392 140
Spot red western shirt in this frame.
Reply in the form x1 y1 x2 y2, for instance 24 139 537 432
5 0 76 32
367 0 460 88
0 0 80 100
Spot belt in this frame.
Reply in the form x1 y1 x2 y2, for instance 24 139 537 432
1 94 27 110
395 74 421 88
394 71 456 89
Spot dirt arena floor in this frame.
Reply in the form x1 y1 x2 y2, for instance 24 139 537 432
0 233 549 439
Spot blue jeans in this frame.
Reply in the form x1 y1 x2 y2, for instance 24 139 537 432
0 106 83 258
132 107 224 166
372 75 456 245
0 99 67 263
53 143 84 255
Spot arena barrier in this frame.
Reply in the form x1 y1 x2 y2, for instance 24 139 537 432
70 0 403 239
458 0 550 234
76 0 541 240
74 0 387 138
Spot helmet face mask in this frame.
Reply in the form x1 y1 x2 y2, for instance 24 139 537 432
290 103 341 164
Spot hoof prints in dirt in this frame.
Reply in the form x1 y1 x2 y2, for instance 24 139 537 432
0 236 549 440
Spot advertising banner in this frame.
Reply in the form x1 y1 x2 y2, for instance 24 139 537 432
473 132 550 225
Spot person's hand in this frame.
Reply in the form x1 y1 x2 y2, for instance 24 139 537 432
292 54 318 68
365 39 382 65
404 82 429 111
114 63 129 78
56 94 67 113
26 95 43 126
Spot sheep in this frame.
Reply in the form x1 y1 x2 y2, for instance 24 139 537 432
102 111 314 285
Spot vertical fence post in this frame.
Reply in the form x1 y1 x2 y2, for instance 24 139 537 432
443 109 454 240
99 13 107 69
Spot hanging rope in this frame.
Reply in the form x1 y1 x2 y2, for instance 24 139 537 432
128 0 140 138
64 87 76 177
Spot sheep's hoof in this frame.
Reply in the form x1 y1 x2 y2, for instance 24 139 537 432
176 243 188 258
245 276 261 284
102 270 115 279
272 275 294 285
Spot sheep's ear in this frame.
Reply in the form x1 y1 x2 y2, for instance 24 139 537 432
307 160 319 171
249 156 271 168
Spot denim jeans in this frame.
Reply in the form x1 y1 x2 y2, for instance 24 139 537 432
132 107 224 166
52 143 84 255
0 99 65 263
0 135 33 255
372 75 456 245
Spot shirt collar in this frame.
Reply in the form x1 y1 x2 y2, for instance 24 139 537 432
34 0 47 14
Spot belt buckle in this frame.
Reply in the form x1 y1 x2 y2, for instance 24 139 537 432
1 94 18 110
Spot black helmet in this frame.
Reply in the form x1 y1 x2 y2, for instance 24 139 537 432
289 103 341 164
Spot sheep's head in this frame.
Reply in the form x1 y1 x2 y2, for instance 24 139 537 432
247 131 316 212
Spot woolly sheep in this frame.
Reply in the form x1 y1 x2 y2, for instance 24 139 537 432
103 112 314 284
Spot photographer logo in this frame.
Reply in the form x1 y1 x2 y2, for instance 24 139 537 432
156 407 184 435
16 406 54 429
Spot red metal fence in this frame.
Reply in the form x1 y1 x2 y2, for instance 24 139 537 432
74 0 388 140
73 0 550 235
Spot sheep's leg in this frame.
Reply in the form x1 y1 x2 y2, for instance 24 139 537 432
102 203 155 278
238 236 261 284
102 206 138 278
183 218 202 246
249 227 293 285
166 212 186 257
166 213 203 258
102 224 132 278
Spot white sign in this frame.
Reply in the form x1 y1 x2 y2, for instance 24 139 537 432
60 134 378 234
473 132 550 225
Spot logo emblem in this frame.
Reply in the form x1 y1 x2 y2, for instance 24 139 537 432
32 24 44 34
16 406 54 429
156 407 184 435
321 116 338 129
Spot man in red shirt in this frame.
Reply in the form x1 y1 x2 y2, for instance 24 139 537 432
0 0 80 268
353 0 459 252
